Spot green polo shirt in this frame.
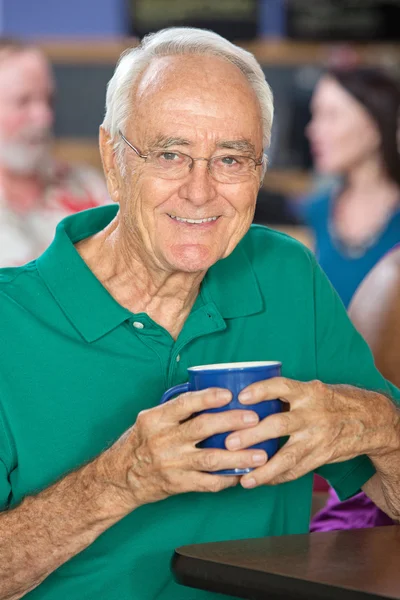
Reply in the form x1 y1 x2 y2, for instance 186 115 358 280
0 205 393 600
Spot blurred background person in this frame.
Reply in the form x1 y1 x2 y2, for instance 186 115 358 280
311 244 400 531
0 39 108 267
302 67 400 308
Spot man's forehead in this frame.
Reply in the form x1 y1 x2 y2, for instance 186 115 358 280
133 111 261 151
131 55 262 149
135 54 255 102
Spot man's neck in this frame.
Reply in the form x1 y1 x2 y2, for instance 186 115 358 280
75 216 206 339
0 167 46 212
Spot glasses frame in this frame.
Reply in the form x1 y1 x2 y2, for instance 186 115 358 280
118 130 264 183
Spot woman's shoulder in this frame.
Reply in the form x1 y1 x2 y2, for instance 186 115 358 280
293 184 336 228
299 187 332 223
380 210 400 246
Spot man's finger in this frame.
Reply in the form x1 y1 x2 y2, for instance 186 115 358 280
188 448 267 473
225 410 302 451
181 408 260 443
240 444 327 488
162 388 232 422
238 377 307 405
188 472 240 494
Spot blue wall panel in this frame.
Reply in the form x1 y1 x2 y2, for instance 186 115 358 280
3 0 129 38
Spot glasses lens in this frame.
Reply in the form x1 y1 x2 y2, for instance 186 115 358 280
211 156 254 183
147 150 191 179
145 150 257 182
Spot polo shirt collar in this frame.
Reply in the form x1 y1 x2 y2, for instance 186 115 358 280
37 205 131 343
36 205 263 342
203 242 263 319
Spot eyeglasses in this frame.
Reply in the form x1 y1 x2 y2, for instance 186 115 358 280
119 130 263 184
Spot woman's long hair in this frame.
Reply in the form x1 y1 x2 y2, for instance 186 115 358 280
328 67 400 187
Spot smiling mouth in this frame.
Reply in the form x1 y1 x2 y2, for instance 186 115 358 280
168 214 220 224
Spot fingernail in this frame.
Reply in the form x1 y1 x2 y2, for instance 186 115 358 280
239 391 252 403
252 452 266 465
218 390 232 401
242 477 257 489
226 436 240 450
243 412 258 424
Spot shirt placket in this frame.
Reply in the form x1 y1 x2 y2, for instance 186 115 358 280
166 303 226 388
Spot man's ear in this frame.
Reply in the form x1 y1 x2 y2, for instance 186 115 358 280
99 127 121 203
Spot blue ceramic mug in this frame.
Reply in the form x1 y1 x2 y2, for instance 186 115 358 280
160 361 282 475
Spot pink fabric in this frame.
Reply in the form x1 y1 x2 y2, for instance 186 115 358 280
314 474 329 492
311 487 394 532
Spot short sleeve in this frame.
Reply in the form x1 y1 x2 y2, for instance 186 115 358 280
385 380 400 406
311 259 398 500
0 402 14 510
0 459 11 510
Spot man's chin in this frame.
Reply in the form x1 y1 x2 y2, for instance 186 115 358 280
0 144 52 176
167 246 220 273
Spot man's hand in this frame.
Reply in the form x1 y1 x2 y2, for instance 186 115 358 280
221 377 400 489
101 388 268 508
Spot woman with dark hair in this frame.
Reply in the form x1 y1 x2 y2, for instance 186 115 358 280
305 68 400 531
304 67 400 308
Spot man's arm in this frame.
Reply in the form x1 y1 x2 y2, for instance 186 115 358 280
0 388 261 600
0 452 132 600
224 254 400 515
363 465 400 524
226 379 400 499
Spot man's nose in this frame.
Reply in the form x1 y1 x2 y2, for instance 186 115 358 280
30 100 54 130
178 160 217 205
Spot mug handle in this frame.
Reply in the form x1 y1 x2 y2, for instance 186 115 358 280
160 382 190 404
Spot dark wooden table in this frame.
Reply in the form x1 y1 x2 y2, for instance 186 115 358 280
172 526 400 600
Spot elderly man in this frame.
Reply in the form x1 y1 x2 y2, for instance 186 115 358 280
0 39 108 267
0 28 399 600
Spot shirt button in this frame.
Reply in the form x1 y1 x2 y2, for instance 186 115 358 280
133 321 144 330
176 354 181 362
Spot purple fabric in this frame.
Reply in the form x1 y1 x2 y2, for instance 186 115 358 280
310 487 394 532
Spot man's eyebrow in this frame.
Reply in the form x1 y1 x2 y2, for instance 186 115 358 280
149 135 191 149
148 135 257 154
216 139 256 154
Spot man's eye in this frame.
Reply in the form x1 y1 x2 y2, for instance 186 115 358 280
216 156 247 169
221 156 238 166
161 152 180 161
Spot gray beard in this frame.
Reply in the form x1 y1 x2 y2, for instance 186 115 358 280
0 139 53 177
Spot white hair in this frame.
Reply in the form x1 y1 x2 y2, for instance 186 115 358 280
102 27 274 171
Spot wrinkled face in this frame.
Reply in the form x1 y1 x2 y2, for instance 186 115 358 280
0 49 54 174
110 54 264 274
306 76 381 175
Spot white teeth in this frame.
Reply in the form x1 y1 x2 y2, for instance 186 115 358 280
169 215 218 224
